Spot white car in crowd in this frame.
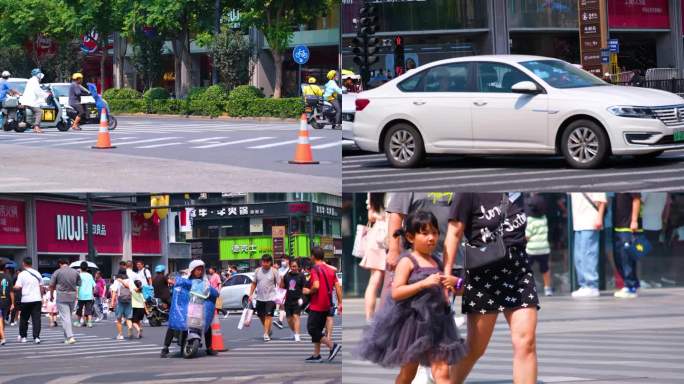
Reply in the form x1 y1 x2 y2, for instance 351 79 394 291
219 272 254 310
352 55 684 168
342 92 357 149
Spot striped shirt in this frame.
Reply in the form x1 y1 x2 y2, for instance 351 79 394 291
525 215 550 256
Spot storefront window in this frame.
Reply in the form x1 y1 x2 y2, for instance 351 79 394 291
342 0 487 34
252 193 288 203
508 0 578 29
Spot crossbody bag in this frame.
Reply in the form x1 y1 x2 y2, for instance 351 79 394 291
463 194 509 271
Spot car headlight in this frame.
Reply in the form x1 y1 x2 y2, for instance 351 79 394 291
607 106 655 119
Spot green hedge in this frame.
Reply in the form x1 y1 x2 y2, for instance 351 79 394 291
103 88 142 99
108 97 302 118
143 87 170 100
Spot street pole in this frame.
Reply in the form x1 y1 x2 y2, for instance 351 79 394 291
212 0 220 85
298 64 302 96
309 201 314 257
86 193 95 262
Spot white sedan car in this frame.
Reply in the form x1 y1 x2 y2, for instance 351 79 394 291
219 272 254 310
352 55 684 168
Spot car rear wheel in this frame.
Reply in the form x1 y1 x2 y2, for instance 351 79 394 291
560 120 609 169
383 123 425 168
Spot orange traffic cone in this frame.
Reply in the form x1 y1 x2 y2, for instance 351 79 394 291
288 113 319 164
210 309 228 352
91 108 116 149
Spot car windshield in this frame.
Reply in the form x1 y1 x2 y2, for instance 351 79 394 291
7 81 26 93
50 84 90 98
520 60 608 89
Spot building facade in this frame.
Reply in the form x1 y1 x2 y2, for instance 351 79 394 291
187 193 343 272
342 0 684 76
0 195 191 277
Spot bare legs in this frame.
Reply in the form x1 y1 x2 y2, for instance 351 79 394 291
364 269 384 322
505 308 538 384
451 313 498 384
396 360 450 384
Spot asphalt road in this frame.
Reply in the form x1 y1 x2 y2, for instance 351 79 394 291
0 116 340 192
342 288 684 384
0 310 341 383
342 150 684 192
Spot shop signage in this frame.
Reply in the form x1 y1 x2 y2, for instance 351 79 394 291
272 225 286 258
320 236 334 258
193 203 340 220
579 0 607 76
608 38 619 53
314 204 340 217
0 199 26 246
601 48 611 64
36 200 123 254
131 213 161 255
196 205 265 218
249 218 263 233
608 0 670 29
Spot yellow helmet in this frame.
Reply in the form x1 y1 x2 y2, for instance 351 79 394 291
307 76 317 84
72 72 83 80
327 70 337 80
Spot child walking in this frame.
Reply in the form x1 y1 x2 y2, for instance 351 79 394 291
526 195 554 296
357 210 467 384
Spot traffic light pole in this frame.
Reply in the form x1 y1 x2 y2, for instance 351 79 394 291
352 0 379 89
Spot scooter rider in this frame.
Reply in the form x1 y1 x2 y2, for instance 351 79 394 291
69 73 86 131
160 259 219 358
302 76 323 97
20 69 49 133
0 71 21 128
323 70 345 126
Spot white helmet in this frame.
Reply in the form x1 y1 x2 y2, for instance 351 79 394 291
1 71 10 78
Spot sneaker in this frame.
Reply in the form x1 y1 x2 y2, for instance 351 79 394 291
65 337 76 345
10 322 16 326
16 335 21 341
73 321 81 327
34 338 40 344
294 334 301 342
160 347 169 358
263 334 271 342
116 334 124 341
305 355 323 363
0 339 5 345
328 343 342 361
20 337 27 343
87 322 93 328
571 287 600 298
273 319 284 329
614 287 637 299
544 287 554 297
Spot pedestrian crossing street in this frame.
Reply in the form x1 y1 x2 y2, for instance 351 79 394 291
0 121 341 151
342 152 684 192
1 321 163 359
342 323 684 383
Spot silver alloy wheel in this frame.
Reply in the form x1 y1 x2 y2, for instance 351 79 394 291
567 126 599 163
389 129 416 163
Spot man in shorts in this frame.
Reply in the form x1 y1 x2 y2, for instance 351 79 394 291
305 247 342 363
110 270 133 340
248 254 280 342
75 262 96 328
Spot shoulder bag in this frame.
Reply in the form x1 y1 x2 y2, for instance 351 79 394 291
463 194 509 271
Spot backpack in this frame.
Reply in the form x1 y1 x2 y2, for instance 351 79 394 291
118 282 132 304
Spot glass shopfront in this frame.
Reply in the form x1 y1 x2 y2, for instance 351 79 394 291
508 0 578 29
342 193 684 297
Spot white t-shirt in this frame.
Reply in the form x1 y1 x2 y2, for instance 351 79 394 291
15 268 43 303
110 278 131 295
641 193 667 231
570 193 607 231
127 268 150 286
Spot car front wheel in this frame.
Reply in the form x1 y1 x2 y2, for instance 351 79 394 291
383 123 425 168
560 120 609 169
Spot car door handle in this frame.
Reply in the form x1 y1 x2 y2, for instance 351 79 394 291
413 101 426 106
473 101 487 107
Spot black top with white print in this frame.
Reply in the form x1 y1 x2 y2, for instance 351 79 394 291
449 193 527 249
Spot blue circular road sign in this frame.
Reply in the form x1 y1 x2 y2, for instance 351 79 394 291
293 45 310 65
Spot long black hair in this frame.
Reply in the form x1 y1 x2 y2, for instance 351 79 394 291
368 193 385 213
393 210 439 249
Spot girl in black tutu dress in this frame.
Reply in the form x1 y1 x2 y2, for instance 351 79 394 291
357 211 468 384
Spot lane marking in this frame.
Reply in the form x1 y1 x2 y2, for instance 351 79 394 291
192 137 274 149
248 137 323 149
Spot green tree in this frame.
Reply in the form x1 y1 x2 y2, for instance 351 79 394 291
131 28 166 90
211 27 254 91
225 0 337 98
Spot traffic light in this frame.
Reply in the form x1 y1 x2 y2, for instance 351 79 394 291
393 36 405 77
352 0 380 88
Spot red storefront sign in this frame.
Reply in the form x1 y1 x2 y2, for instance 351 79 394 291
0 199 26 246
35 200 123 254
131 213 161 255
608 0 670 29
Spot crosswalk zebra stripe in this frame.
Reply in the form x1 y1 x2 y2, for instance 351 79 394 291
25 345 162 359
248 137 324 149
192 137 275 149
188 136 226 143
311 142 342 149
110 137 181 146
136 142 183 149
48 137 135 147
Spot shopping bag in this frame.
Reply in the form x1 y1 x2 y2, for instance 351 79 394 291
351 224 368 258
237 307 250 330
244 307 254 327
274 287 287 305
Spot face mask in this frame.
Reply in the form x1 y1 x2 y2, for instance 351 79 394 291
37 73 44 81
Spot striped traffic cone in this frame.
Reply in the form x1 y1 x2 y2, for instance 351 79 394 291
210 309 228 352
288 113 319 164
91 108 116 149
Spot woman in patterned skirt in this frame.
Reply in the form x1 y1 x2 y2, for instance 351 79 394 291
444 193 539 384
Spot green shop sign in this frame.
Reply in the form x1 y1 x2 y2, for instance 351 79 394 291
219 234 329 260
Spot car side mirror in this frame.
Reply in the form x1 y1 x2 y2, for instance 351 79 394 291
511 81 540 94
